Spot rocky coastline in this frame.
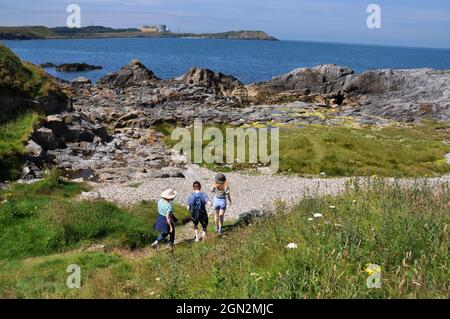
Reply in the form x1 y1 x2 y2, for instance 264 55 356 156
8 59 450 183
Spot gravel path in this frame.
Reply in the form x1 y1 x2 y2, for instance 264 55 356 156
79 164 450 221
80 164 351 220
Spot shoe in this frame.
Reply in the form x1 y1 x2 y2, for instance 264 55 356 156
195 237 200 242
151 241 158 249
168 243 174 251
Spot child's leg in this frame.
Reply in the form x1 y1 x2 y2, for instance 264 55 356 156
193 222 200 241
219 210 225 232
214 210 220 231
152 232 169 247
201 220 208 238
169 228 176 246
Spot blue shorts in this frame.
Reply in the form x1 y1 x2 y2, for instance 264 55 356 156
213 197 227 211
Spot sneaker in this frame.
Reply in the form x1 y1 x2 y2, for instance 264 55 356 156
195 237 200 242
151 241 158 249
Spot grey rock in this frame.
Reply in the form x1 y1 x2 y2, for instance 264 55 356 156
32 128 59 150
97 59 160 88
179 67 243 96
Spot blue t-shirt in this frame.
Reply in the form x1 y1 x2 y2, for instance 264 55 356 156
187 192 209 211
158 199 173 216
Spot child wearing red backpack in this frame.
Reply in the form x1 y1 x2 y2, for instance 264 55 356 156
187 181 211 242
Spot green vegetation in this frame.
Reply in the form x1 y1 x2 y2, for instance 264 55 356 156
0 26 277 41
0 43 62 102
51 26 140 36
0 113 40 180
0 43 67 180
157 122 450 177
0 179 447 298
0 171 190 260
0 26 57 40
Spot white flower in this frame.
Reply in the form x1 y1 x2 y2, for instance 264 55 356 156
308 218 314 221
329 206 336 209
286 243 298 249
352 200 357 204
156 277 161 281
250 272 258 276
313 213 323 218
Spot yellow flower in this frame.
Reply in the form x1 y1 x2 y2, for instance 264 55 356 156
364 264 381 275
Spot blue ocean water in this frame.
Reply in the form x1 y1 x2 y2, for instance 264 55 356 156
3 38 450 84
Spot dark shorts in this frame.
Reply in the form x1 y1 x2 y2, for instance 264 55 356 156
192 209 208 228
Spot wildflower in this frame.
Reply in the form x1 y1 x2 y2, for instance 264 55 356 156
320 172 326 176
286 243 298 249
308 218 314 221
364 264 381 276
156 277 161 281
352 200 357 204
329 206 336 209
250 272 258 277
313 213 323 218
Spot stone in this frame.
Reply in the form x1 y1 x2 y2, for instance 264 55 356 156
72 77 92 86
97 59 160 88
32 128 59 150
56 63 102 72
179 67 244 96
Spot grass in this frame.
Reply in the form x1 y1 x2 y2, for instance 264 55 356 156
0 179 447 298
0 26 58 39
0 112 40 180
157 121 450 177
0 171 190 260
0 43 64 115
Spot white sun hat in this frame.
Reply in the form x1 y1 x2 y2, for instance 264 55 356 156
161 189 177 200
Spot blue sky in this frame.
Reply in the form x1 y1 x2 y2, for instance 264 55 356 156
1 0 450 48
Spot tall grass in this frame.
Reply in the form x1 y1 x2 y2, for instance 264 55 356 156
1 179 447 298
0 172 190 259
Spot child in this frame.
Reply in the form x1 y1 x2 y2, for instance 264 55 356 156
151 189 178 250
211 173 232 234
187 181 211 242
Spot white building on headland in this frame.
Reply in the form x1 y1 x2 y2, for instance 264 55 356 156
140 25 169 33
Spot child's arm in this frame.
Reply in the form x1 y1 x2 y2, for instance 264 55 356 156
166 212 174 233
227 192 232 205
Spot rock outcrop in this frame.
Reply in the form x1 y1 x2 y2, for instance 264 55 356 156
55 63 103 72
252 65 450 122
97 59 160 88
258 64 354 94
179 67 244 96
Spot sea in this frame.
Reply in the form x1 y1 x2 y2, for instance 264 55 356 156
3 38 450 84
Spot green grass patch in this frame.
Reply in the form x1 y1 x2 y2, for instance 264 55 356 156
0 172 190 259
157 122 450 177
1 179 447 298
0 112 40 180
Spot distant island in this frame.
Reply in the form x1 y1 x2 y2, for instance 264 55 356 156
0 26 278 41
